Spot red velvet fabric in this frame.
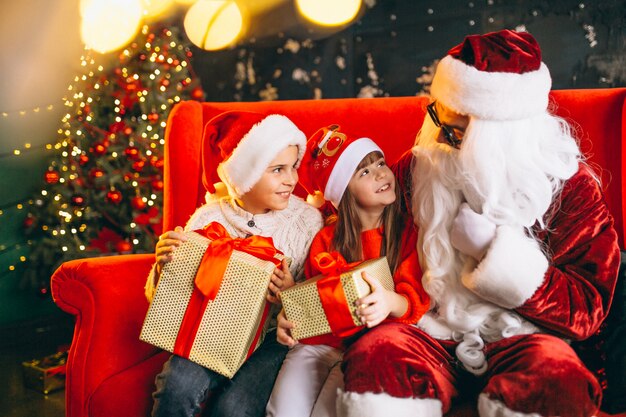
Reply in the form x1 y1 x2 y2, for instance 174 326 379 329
342 324 601 416
447 30 542 73
518 165 620 339
50 89 626 417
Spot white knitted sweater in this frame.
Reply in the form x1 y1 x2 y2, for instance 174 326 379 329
144 194 323 301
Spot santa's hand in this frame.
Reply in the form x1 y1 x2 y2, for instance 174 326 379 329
451 203 496 261
276 309 298 348
460 225 549 309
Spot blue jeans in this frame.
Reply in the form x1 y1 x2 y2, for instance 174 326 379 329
152 330 288 417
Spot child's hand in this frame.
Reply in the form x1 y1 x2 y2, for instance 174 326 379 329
355 271 407 328
267 259 294 304
276 309 298 348
155 226 187 274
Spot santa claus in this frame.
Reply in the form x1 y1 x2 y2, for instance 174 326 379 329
338 30 620 417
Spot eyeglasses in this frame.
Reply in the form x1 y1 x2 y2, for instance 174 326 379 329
426 102 463 149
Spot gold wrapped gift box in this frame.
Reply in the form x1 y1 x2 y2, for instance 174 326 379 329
22 350 67 395
281 256 394 340
140 227 283 378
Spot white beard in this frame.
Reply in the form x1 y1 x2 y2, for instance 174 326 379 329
411 114 581 375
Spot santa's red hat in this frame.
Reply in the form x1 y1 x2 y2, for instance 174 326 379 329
430 29 551 120
202 111 306 197
300 125 382 208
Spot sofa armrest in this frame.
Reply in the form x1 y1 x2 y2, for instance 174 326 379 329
51 254 160 417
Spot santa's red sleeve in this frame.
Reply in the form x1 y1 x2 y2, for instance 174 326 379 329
518 165 620 339
464 165 620 340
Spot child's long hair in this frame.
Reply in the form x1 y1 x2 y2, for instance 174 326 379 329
330 151 405 273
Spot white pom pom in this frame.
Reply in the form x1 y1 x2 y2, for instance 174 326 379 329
306 190 325 208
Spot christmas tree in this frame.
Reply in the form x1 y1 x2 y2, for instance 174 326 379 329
22 24 204 292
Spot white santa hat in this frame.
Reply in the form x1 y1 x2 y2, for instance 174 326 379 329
430 29 552 121
201 110 306 197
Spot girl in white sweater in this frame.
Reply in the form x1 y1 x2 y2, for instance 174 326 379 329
145 110 323 417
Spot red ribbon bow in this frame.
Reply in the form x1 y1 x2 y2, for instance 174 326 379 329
173 222 281 360
194 222 283 299
313 252 363 337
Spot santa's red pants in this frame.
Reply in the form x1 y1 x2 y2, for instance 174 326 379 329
342 322 601 416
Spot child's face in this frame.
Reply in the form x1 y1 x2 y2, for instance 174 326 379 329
239 145 299 214
347 156 396 212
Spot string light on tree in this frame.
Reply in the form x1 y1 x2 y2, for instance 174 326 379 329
21 23 204 292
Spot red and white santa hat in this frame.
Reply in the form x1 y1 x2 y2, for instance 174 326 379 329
430 29 551 121
202 110 306 197
300 125 382 208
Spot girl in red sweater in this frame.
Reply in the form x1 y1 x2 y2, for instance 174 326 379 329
266 125 430 417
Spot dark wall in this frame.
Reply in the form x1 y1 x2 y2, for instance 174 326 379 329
191 0 626 102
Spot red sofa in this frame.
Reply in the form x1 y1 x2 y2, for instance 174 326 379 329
51 89 626 417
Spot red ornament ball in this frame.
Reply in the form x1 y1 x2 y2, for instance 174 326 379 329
124 146 140 160
150 156 164 170
106 190 123 204
90 168 105 179
71 194 86 207
151 179 164 191
192 87 204 100
78 154 89 165
124 127 133 135
148 112 160 123
132 160 146 172
131 196 147 210
23 216 35 228
116 240 132 252
92 142 107 155
44 169 60 184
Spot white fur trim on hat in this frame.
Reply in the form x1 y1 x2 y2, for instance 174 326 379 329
478 393 543 417
217 114 306 197
461 225 548 309
324 138 382 208
336 390 442 417
430 55 552 121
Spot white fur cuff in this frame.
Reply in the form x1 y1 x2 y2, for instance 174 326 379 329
478 393 543 417
462 226 548 309
336 390 442 417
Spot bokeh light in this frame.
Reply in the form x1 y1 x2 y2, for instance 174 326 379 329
296 0 362 26
184 0 243 51
141 0 175 19
81 0 143 53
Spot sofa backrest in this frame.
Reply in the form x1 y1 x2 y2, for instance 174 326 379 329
162 89 626 247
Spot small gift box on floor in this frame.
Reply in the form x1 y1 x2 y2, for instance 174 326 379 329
281 253 394 340
140 222 284 378
22 349 68 395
